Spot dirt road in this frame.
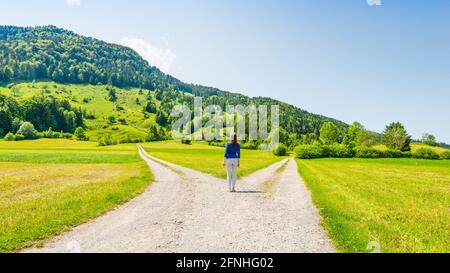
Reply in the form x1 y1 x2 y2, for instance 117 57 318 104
25 146 334 253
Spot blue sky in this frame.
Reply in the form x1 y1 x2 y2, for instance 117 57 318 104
1 0 449 142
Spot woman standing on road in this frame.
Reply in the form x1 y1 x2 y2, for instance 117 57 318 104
223 134 241 192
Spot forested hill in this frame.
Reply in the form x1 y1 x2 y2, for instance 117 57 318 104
0 25 348 136
0 25 216 96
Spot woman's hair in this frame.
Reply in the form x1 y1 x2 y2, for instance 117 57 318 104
231 134 238 147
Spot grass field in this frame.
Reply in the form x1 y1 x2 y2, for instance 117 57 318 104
142 141 284 178
0 139 153 252
296 158 450 253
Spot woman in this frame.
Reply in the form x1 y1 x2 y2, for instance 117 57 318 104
223 134 240 192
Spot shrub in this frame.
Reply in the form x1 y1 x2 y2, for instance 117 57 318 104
0 128 4 138
413 148 440 160
119 135 143 144
181 139 192 145
107 115 116 124
295 144 324 159
273 144 288 156
42 128 61 139
440 151 450 160
74 127 89 141
353 146 383 158
17 122 38 139
383 149 403 158
14 134 25 141
98 134 117 146
84 112 96 119
118 118 127 125
242 141 258 150
62 133 73 139
401 151 412 158
322 144 354 158
4 132 15 141
208 141 226 147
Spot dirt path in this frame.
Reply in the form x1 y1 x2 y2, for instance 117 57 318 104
25 146 334 253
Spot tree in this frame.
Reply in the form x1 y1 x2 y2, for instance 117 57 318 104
421 134 438 146
158 127 166 140
319 122 340 145
147 125 161 142
74 127 89 141
0 93 22 134
17 122 38 139
356 130 380 147
64 110 77 133
144 100 157 113
288 133 300 150
0 111 12 135
11 117 23 133
383 122 411 151
344 122 364 147
343 121 381 147
2 66 14 82
98 134 117 146
108 88 117 102
301 133 319 145
155 111 168 126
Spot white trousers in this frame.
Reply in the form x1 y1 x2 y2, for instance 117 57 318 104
226 158 238 190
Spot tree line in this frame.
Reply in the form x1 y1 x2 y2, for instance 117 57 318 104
0 93 84 139
293 121 450 160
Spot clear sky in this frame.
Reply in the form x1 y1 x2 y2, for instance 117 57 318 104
1 0 449 142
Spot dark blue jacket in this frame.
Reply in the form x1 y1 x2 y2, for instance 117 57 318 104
224 143 241 159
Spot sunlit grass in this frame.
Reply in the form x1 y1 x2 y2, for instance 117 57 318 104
411 143 449 155
0 139 153 252
0 139 141 163
296 158 450 253
374 143 449 155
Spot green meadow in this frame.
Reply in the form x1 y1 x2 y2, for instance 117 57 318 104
0 139 153 252
296 158 450 253
142 141 284 178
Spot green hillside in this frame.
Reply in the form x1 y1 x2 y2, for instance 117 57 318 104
0 25 348 144
0 82 156 142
